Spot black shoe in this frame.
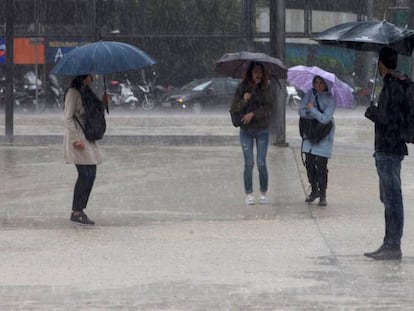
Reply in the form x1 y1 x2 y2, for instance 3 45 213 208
70 211 95 225
305 191 319 203
364 245 385 258
367 245 402 260
318 197 327 206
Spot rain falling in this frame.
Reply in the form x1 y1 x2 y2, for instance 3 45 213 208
1 0 414 309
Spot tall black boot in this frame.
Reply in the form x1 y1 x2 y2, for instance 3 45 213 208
305 185 319 203
318 188 327 206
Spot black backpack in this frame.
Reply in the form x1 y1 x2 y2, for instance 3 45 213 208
74 87 106 142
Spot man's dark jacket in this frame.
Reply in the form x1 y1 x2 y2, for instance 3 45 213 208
365 73 408 156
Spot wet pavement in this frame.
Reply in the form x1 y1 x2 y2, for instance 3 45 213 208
1 107 414 310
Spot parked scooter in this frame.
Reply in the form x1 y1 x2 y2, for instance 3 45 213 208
286 85 302 110
0 72 46 112
136 81 156 111
107 76 139 110
16 71 46 112
353 78 382 107
136 71 174 111
46 74 64 110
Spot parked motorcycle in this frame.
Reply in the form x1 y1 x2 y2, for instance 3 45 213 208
136 71 174 111
0 72 46 112
15 71 46 112
286 85 302 110
107 76 139 110
353 78 382 107
46 74 64 110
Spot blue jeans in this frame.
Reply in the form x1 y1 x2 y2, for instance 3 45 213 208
240 128 269 194
375 153 404 246
72 164 96 211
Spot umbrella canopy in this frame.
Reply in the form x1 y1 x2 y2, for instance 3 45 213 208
311 20 414 56
215 51 287 79
287 65 354 109
50 41 156 75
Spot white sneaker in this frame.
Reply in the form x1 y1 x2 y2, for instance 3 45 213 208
259 194 268 204
245 194 255 205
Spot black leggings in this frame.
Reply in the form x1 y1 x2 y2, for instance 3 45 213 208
305 153 328 191
72 164 97 212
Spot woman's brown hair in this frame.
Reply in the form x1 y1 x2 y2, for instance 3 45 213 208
244 61 269 87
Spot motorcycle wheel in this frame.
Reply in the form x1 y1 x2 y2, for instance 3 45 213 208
33 98 47 113
128 100 138 110
141 95 156 111
288 97 299 110
16 98 47 113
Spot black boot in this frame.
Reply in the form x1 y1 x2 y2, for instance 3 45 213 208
305 188 319 203
364 244 385 258
318 189 327 206
369 245 402 260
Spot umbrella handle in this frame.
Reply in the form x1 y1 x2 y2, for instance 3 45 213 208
370 64 378 106
103 75 109 113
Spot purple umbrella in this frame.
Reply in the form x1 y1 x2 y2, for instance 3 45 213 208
287 65 354 109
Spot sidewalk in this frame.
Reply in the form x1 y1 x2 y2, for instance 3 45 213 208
1 108 414 309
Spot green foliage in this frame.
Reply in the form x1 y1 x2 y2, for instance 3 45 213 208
285 56 307 68
316 57 346 76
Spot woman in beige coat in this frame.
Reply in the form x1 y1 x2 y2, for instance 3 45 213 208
64 74 105 225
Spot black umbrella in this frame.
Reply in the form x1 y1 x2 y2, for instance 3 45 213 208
312 20 414 104
215 51 287 79
311 20 414 56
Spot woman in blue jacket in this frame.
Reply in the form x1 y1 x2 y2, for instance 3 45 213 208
298 75 336 206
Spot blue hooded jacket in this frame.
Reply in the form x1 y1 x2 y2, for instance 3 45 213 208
298 88 336 158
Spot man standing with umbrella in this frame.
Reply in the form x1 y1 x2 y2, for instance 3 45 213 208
364 47 408 260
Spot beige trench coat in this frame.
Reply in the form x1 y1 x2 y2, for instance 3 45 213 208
63 88 103 165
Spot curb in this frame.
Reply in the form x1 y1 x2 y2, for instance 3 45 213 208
0 135 240 146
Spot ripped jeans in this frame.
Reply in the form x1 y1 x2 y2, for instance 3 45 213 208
240 128 269 194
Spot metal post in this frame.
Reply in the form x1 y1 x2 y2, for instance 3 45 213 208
245 0 255 50
366 0 374 20
34 0 39 113
92 0 98 40
409 0 414 79
5 0 14 139
270 0 287 146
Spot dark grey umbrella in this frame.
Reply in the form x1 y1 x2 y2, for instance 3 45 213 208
311 20 414 56
215 51 287 79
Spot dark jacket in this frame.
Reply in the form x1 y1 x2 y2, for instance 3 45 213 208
230 80 272 130
365 72 408 156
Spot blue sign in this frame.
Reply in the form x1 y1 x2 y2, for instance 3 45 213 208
45 39 91 64
0 38 5 64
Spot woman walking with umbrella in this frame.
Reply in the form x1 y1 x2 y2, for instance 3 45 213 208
299 75 336 206
230 61 272 205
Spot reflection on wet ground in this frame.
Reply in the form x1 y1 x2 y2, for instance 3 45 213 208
1 107 414 309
